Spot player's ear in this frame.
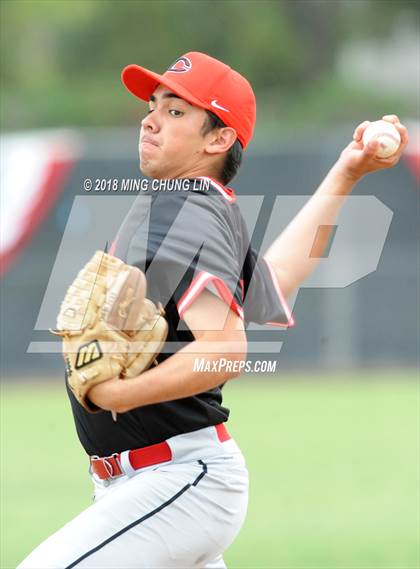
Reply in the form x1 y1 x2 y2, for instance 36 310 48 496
204 127 237 156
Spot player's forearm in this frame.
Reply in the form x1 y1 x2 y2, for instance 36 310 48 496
89 338 247 413
264 162 355 297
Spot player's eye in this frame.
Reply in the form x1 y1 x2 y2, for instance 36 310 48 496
169 109 183 117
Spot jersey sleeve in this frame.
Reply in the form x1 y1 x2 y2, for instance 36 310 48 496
241 246 295 327
126 191 244 321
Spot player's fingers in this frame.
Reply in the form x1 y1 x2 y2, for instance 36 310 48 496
345 139 363 151
353 120 370 141
395 122 409 147
362 138 379 158
382 114 400 124
373 153 398 165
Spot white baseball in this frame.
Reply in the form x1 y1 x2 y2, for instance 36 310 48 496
362 120 401 158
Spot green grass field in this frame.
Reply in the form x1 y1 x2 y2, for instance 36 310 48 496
1 372 419 569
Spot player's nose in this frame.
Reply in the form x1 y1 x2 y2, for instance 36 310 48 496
141 110 160 132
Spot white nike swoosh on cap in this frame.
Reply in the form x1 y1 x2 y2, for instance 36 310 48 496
210 100 230 112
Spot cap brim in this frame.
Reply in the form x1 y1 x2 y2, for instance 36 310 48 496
121 64 207 109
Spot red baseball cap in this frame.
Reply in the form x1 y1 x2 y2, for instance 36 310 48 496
121 52 256 149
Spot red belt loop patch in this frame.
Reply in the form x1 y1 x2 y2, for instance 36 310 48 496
215 423 231 442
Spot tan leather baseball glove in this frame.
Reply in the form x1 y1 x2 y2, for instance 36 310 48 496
51 251 168 416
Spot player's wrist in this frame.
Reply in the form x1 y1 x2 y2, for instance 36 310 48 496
328 161 360 189
87 375 125 412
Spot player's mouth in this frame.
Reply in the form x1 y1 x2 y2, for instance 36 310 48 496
140 136 159 148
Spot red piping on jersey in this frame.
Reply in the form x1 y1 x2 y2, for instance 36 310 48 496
197 176 237 204
177 271 244 320
263 258 295 328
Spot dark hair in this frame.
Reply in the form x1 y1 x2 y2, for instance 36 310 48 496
201 111 243 185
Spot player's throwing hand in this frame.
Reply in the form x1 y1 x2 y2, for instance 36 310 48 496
335 115 409 182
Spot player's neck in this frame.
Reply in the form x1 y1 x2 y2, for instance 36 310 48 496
162 162 223 185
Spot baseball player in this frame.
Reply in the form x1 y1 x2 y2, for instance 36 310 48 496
18 52 408 569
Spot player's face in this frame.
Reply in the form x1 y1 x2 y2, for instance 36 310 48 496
139 85 212 179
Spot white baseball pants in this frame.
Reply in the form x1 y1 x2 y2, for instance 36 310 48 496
17 425 249 568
